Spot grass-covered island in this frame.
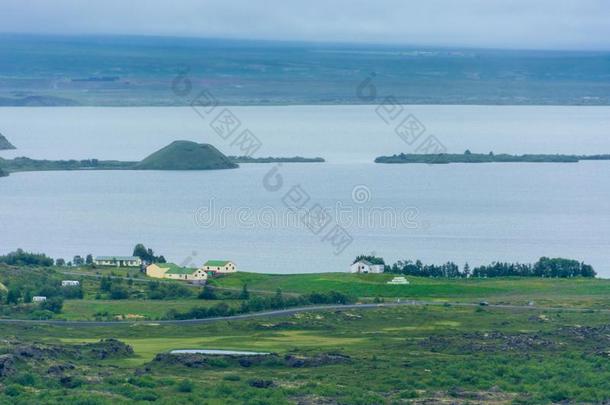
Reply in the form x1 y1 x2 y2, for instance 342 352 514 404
230 156 325 163
375 150 610 164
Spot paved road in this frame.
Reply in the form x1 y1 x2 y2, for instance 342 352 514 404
1 299 607 327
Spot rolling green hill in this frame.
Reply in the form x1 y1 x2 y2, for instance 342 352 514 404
136 140 238 170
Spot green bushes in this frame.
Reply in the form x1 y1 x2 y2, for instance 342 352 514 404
168 290 354 320
176 379 194 393
40 296 64 313
148 281 192 300
0 249 54 267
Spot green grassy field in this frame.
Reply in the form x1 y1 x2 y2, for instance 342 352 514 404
4 267 610 403
3 304 610 403
60 299 242 321
210 272 610 307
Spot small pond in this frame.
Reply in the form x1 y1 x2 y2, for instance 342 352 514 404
170 349 271 356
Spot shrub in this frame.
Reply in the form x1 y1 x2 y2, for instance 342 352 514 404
177 379 194 393
128 377 157 388
4 385 23 397
40 296 64 313
14 372 36 386
110 285 129 300
198 285 217 300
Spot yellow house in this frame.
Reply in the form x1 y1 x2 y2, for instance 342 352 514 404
203 260 237 274
146 263 208 282
146 263 169 279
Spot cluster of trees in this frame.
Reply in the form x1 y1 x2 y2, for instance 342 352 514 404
99 276 132 300
386 257 596 278
0 249 54 267
55 254 94 267
132 244 166 264
387 260 462 278
168 289 354 320
71 254 93 266
471 257 596 278
147 281 192 300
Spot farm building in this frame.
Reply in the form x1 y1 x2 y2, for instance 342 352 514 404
350 260 384 274
146 263 208 282
203 260 237 274
94 256 142 267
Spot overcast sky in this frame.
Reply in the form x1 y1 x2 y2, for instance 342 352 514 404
2 0 610 50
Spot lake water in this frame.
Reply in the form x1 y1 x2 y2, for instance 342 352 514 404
170 349 270 356
1 106 609 276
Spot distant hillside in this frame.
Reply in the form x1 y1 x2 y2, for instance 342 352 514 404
0 95 78 106
0 133 16 150
136 141 238 170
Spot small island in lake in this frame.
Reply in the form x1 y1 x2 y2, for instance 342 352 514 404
135 140 238 170
375 150 610 164
0 133 16 150
230 155 325 163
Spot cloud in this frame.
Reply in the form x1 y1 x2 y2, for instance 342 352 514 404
2 0 609 50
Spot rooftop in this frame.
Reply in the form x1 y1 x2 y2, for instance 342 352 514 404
204 260 231 267
157 263 197 275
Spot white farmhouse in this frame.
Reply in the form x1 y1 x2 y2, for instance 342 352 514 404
350 260 385 274
203 260 237 274
61 280 80 287
94 256 142 267
32 296 47 302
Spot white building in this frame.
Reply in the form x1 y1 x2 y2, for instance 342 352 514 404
61 280 80 287
94 256 142 267
203 260 237 274
350 260 385 274
32 296 47 302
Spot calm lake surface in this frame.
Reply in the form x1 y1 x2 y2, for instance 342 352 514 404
1 106 609 275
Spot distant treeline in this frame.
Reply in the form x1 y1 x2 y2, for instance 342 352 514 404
375 150 610 164
386 257 596 278
0 249 54 267
229 156 325 163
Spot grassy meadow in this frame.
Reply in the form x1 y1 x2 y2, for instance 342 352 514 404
210 272 610 308
2 304 610 403
3 266 610 403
